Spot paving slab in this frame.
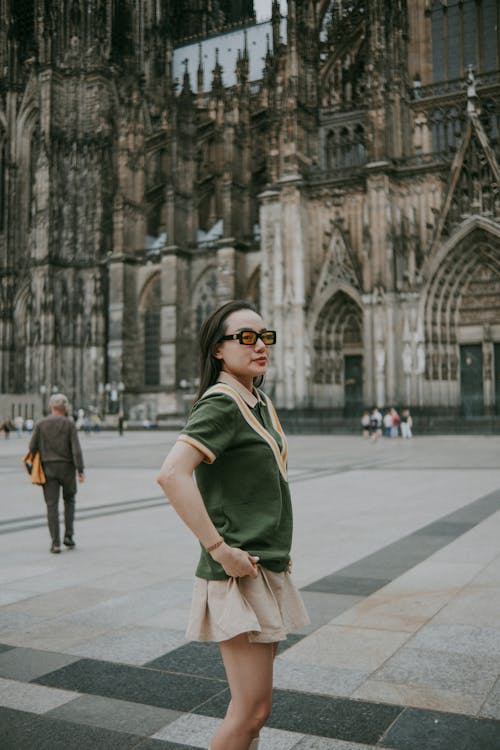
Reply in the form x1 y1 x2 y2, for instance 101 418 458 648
297 592 364 632
47 694 181 735
352 679 486 716
480 678 500 720
0 589 38 607
64 625 186 665
381 707 500 750
373 647 500 695
0 677 78 714
153 712 302 749
0 706 145 750
273 660 368 697
34 657 227 712
290 740 379 750
281 624 412 672
0 647 79 681
2 433 500 748
2 586 121 618
407 623 500 658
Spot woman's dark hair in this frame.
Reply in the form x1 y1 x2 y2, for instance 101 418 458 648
196 299 261 400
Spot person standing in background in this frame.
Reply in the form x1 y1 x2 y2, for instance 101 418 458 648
370 406 382 440
361 410 370 438
400 408 413 439
29 393 85 553
390 407 401 438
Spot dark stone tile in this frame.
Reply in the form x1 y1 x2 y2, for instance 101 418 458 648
0 643 14 654
146 636 306 683
46 694 180 736
441 492 500 525
406 533 463 555
381 707 500 750
146 641 227 681
197 687 403 744
137 743 201 750
342 534 455 580
276 633 304 654
338 556 414 582
298 591 364 632
190 686 230 717
0 706 140 750
302 488 500 602
472 490 500 513
33 658 227 713
192 685 230 716
417 521 474 537
303 574 391 596
269 690 403 744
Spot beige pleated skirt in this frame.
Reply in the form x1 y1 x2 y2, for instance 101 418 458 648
186 566 310 643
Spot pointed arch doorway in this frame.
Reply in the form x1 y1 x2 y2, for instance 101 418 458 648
312 290 364 413
423 221 500 415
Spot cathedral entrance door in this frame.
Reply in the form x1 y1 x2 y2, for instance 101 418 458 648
460 344 484 417
344 355 363 416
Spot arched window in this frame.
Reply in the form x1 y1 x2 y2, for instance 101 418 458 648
353 124 365 165
430 0 499 83
10 0 36 61
193 269 216 331
28 128 40 227
326 130 335 170
112 0 133 61
143 278 161 387
339 127 350 167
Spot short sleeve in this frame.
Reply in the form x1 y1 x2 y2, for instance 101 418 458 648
177 394 237 463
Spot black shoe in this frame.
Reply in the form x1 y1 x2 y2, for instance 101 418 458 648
50 544 61 554
63 535 75 548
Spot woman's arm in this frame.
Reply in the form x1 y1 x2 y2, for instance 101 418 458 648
157 441 258 578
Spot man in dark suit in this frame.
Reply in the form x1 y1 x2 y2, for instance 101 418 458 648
29 393 85 553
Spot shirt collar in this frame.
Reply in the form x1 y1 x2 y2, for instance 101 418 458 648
217 371 263 408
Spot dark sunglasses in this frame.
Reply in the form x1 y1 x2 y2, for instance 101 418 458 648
220 329 277 346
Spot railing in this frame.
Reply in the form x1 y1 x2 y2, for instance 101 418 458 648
413 70 500 101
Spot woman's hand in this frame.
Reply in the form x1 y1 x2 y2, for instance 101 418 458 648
210 543 259 579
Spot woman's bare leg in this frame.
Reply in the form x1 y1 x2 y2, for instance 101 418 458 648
210 633 275 750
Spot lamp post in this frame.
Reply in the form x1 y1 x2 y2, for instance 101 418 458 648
179 379 195 417
40 385 47 415
104 383 111 416
117 381 125 416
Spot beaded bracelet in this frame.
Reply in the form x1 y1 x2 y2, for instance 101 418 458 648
206 538 224 553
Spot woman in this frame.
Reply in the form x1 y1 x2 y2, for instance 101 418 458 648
157 300 309 750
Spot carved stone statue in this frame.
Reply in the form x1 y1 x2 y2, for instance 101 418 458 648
416 343 426 375
375 344 386 375
402 343 412 375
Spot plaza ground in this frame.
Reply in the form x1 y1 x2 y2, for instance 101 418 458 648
1 430 500 749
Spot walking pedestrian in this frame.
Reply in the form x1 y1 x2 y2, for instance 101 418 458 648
2 417 11 439
14 415 24 437
117 411 125 436
157 300 309 750
28 393 85 553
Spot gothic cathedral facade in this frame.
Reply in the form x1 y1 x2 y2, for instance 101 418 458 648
1 1 500 420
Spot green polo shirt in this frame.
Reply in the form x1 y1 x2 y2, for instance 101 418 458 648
178 377 292 580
